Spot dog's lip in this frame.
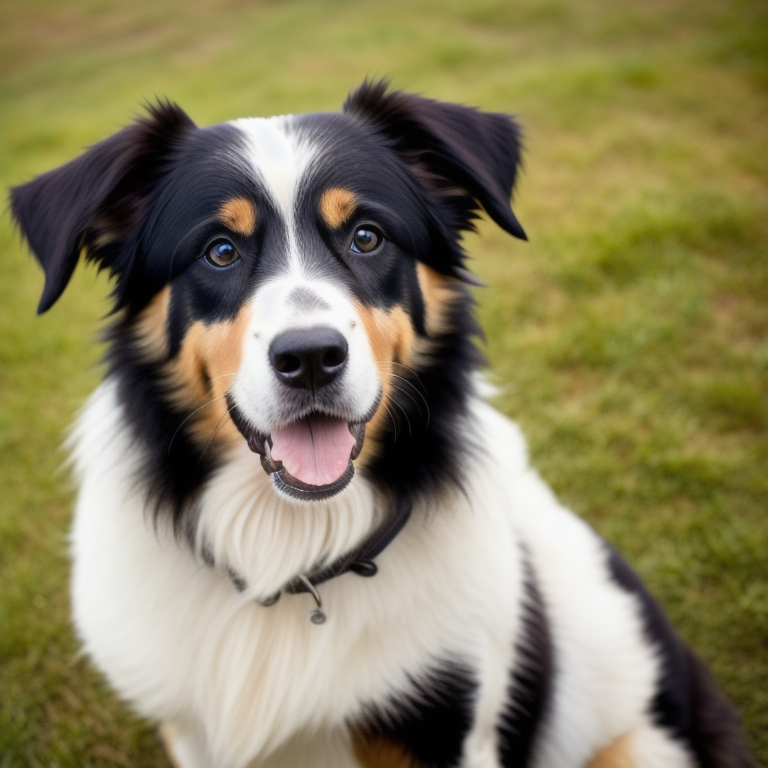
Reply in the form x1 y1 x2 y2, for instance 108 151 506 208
245 418 367 499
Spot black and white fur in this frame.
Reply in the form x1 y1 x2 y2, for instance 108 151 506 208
10 82 752 768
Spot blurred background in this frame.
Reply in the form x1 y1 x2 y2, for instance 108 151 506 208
1 0 766 764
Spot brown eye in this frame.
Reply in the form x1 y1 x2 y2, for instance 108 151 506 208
350 226 383 255
205 239 240 268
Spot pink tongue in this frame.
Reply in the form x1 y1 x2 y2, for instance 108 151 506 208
270 416 355 487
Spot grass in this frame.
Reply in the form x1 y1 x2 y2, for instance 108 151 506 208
1 0 767 764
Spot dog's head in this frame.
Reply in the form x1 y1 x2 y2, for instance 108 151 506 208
11 82 524 512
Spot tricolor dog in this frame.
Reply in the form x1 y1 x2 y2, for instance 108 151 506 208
10 82 752 768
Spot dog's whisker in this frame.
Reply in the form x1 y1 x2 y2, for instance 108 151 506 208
374 361 429 400
387 397 412 437
389 384 427 431
387 375 431 427
383 403 399 441
167 374 238 455
373 363 431 427
387 360 421 375
168 393 228 455
197 406 236 465
381 360 426 383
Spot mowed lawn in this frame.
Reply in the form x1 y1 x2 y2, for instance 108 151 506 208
1 0 766 765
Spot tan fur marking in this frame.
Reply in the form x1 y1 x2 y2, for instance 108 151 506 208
389 305 416 365
319 187 357 229
352 732 413 768
416 262 460 337
218 197 257 236
587 733 635 768
133 286 171 360
164 303 253 447
354 302 418 465
356 304 414 365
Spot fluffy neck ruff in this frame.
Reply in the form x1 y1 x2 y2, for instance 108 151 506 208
194 444 388 602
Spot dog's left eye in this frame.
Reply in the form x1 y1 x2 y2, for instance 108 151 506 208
205 239 241 268
350 226 383 255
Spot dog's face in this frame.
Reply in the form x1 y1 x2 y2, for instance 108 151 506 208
133 111 428 502
11 82 525 508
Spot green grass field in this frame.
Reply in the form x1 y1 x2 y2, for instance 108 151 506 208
1 0 766 765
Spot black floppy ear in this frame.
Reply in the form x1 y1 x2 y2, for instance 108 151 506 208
343 81 526 242
10 102 196 314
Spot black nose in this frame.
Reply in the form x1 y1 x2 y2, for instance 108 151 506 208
269 327 348 390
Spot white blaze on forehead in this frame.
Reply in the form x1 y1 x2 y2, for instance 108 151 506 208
231 116 318 224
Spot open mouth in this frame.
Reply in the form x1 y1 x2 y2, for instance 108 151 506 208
244 414 366 501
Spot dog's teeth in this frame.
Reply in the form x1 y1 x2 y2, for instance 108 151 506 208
258 436 283 474
349 422 366 460
247 431 274 457
260 454 282 474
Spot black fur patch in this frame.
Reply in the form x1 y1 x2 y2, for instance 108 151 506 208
353 659 477 768
103 317 216 539
605 545 753 768
497 553 553 766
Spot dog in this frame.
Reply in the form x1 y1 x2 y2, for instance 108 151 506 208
11 82 752 768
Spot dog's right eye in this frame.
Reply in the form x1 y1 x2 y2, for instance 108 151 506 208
350 226 384 255
204 239 241 268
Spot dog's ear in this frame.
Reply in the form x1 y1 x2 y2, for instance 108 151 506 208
10 102 196 314
343 81 526 243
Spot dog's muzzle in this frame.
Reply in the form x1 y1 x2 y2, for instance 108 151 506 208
227 326 376 500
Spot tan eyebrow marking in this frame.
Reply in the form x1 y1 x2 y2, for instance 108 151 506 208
319 188 357 229
218 198 257 236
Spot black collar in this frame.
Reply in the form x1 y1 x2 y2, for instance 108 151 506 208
228 498 413 622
